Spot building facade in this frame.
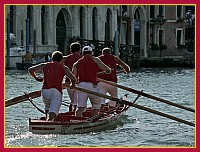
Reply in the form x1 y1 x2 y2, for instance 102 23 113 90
5 5 195 68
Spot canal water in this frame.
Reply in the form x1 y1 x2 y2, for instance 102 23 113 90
5 68 195 147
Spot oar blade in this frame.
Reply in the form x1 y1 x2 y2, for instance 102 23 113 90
5 90 41 107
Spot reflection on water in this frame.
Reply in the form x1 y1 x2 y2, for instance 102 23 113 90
5 68 195 147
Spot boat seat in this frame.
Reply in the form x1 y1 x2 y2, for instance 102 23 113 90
59 111 75 116
103 106 109 111
82 111 92 118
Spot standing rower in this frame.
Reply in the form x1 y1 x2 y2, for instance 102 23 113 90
63 42 81 112
72 46 112 117
98 47 130 109
28 51 76 121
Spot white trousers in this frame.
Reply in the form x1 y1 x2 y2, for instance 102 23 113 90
98 81 118 107
77 82 101 109
41 88 62 115
67 88 78 106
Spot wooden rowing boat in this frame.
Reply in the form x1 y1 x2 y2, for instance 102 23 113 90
29 104 129 134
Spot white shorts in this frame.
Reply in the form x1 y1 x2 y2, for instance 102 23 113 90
67 88 78 106
41 88 62 115
98 81 117 107
77 82 101 109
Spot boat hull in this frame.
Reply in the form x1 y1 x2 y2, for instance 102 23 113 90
29 111 127 134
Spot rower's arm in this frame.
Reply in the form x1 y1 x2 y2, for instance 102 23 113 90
114 56 130 74
28 63 46 81
93 57 112 74
63 65 76 87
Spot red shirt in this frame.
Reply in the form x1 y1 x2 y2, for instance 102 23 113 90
76 56 98 85
98 54 117 83
64 53 81 82
42 61 65 94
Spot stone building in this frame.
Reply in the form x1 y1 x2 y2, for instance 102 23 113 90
5 5 195 68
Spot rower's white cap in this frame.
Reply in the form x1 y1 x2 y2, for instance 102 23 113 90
82 46 93 53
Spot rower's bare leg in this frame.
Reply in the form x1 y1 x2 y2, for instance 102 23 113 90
91 109 99 117
76 107 85 117
45 110 49 120
47 112 56 121
100 104 105 111
73 105 77 112
69 104 73 112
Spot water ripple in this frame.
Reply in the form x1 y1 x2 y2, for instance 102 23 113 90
5 68 195 147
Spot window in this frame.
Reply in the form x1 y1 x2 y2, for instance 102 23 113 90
10 5 16 33
105 9 112 42
134 8 140 20
122 5 127 16
80 7 84 39
41 6 48 45
150 5 155 18
158 5 164 17
27 6 33 45
159 30 163 46
92 7 98 40
176 29 183 46
177 5 182 18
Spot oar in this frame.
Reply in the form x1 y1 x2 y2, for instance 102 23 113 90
24 92 45 114
5 85 68 107
66 85 194 127
5 90 41 107
97 70 125 77
97 78 195 113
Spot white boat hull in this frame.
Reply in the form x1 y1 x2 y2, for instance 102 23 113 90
29 112 126 134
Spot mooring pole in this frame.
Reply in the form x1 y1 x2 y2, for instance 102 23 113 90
25 18 29 52
6 15 10 69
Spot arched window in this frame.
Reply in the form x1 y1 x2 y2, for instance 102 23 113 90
134 8 141 46
41 6 48 45
56 10 66 52
134 8 140 20
92 7 98 40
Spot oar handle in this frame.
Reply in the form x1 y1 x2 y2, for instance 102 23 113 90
71 86 194 127
97 70 125 77
97 78 195 113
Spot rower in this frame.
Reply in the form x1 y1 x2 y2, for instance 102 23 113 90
28 51 76 121
63 42 82 112
98 47 130 110
72 46 112 117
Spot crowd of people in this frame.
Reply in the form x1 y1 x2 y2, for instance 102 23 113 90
28 42 130 121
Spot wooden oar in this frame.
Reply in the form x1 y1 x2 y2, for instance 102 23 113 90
5 85 68 107
5 90 41 107
97 78 195 113
67 85 194 127
97 70 125 77
24 92 45 114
